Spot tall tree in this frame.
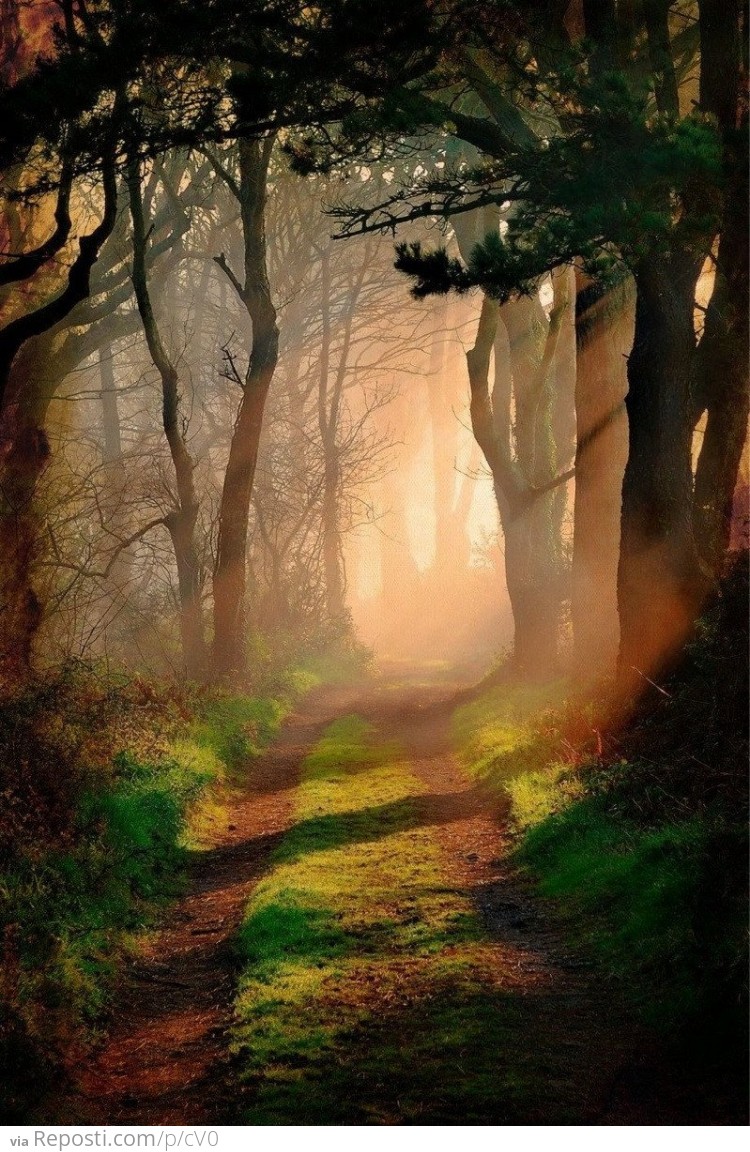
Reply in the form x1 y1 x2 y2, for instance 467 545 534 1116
210 136 279 676
328 0 746 686
127 155 208 679
691 0 749 574
572 275 633 677
440 205 575 677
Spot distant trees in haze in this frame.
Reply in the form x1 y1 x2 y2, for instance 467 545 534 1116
0 0 436 677
326 0 748 685
0 0 746 694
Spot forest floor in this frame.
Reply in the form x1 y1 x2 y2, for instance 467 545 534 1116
59 667 711 1125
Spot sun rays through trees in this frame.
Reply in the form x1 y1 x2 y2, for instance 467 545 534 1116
0 0 747 1128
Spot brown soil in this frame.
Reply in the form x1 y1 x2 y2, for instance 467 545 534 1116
63 681 360 1125
59 670 733 1126
353 677 654 1124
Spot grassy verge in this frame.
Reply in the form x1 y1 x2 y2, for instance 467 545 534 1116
232 715 562 1124
451 590 748 1069
0 661 322 1120
518 799 746 1035
451 678 576 829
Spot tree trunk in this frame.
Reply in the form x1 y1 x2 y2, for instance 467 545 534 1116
464 288 569 680
572 275 633 678
165 503 205 678
617 254 708 690
316 247 347 624
212 137 279 678
128 158 207 681
549 268 577 651
692 217 748 575
692 0 749 573
0 421 49 677
500 497 561 679
213 376 275 674
321 453 346 621
98 345 133 647
0 336 60 677
0 156 118 679
502 283 572 678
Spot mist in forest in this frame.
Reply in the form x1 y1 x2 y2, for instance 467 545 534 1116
1 2 744 690
19 155 561 680
1 0 748 1129
41 203 586 679
7 149 739 683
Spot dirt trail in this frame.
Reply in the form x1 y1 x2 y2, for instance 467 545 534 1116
353 677 649 1124
66 682 360 1125
64 670 668 1125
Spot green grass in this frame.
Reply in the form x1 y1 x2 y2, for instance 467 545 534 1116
451 680 580 828
2 689 286 1033
232 715 562 1124
0 666 321 1120
451 680 749 1049
451 680 565 787
3 746 212 1029
519 790 748 1034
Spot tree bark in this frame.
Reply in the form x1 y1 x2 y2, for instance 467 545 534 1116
572 274 633 678
550 269 577 643
504 276 574 678
321 457 345 622
617 253 708 690
0 150 119 678
465 280 574 680
453 203 575 678
692 204 749 574
0 333 70 676
128 158 207 680
502 294 562 677
317 247 347 623
614 0 746 690
0 155 117 410
692 0 749 573
214 379 275 673
212 136 278 677
98 344 133 640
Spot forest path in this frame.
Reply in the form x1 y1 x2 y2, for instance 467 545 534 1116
67 667 649 1125
67 679 365 1125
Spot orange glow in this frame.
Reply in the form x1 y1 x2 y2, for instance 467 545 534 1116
0 0 57 83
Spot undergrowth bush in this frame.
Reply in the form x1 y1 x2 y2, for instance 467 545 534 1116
0 654 327 1120
246 618 373 692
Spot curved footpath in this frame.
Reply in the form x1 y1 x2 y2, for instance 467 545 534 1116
61 671 691 1125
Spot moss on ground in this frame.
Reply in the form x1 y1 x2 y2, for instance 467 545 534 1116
233 715 555 1124
451 677 748 1059
451 680 580 828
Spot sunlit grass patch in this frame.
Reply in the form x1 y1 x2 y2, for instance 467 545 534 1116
451 680 569 797
175 691 299 844
188 693 292 778
302 715 388 780
232 715 543 1123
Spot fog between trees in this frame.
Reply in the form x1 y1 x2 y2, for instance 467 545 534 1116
0 0 746 689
